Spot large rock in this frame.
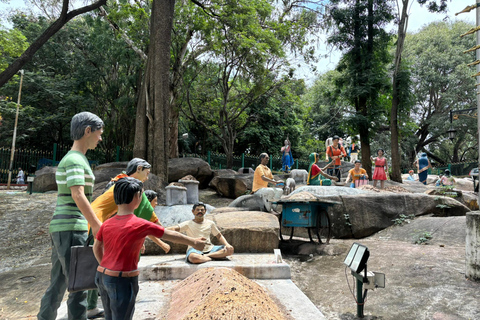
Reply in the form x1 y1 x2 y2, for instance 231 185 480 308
145 207 279 254
455 178 475 192
210 210 279 253
209 176 249 198
330 193 470 238
168 158 213 189
93 162 127 184
32 166 57 193
282 188 470 239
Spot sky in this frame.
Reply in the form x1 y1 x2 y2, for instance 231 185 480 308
0 0 478 85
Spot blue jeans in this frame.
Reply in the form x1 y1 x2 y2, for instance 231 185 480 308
185 245 225 263
95 271 139 320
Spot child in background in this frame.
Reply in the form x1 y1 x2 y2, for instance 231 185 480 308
93 177 205 320
144 190 158 208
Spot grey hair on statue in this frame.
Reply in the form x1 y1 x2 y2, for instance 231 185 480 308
70 112 104 141
114 177 144 205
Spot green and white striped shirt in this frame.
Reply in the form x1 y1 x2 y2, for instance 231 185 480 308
49 150 95 233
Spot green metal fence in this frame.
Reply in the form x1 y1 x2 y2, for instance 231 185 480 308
0 144 133 183
181 151 310 172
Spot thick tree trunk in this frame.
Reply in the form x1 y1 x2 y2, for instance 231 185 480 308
133 0 175 185
390 0 409 183
390 79 402 181
0 0 107 88
169 104 179 159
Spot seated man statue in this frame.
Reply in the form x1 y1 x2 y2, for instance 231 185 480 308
252 153 283 193
168 202 234 264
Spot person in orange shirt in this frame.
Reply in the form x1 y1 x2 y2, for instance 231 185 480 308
252 153 283 193
326 135 347 181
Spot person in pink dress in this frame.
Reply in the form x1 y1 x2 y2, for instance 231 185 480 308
370 149 388 189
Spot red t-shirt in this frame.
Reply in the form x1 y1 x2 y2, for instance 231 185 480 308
96 214 164 271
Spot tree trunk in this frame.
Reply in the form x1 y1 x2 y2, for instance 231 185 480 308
0 0 107 87
169 103 180 159
133 0 175 185
390 0 409 183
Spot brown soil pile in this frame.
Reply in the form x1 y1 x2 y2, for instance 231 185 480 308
285 191 317 201
357 185 411 193
168 182 187 188
165 267 290 320
180 175 198 181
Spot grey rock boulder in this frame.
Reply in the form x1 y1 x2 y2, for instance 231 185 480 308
168 158 213 189
229 194 266 211
93 162 127 184
32 166 57 193
210 210 279 253
209 174 253 198
281 190 470 240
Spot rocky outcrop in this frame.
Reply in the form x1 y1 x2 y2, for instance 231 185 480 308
209 176 249 198
32 166 57 193
210 210 279 253
93 162 127 184
168 158 213 188
283 186 470 239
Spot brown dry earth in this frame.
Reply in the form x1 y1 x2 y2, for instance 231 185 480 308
165 268 292 320
0 189 479 320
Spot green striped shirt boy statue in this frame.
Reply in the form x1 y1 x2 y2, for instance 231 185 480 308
38 112 104 320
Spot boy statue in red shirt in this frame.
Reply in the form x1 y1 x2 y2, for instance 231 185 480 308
93 177 205 319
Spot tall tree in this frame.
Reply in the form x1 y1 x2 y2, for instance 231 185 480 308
327 0 394 178
389 0 448 182
402 21 476 165
133 0 174 184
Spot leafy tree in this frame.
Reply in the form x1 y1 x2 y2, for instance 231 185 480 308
389 0 448 182
402 21 477 164
327 0 394 178
0 28 29 73
302 70 350 158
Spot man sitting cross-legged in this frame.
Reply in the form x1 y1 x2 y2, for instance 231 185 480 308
168 202 234 264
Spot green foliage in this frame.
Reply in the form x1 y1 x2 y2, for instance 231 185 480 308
402 21 477 164
392 214 415 226
326 0 394 150
413 231 433 245
0 12 142 150
0 27 29 72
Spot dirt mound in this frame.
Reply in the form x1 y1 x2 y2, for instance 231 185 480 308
180 175 198 181
166 267 290 320
285 191 317 200
357 185 411 193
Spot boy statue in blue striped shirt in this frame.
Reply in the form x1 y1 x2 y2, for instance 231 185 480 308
38 112 104 320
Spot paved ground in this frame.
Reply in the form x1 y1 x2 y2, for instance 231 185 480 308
0 190 479 320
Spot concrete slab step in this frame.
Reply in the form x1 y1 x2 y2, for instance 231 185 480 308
55 253 325 319
138 253 291 280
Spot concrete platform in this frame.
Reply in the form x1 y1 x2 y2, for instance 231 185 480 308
56 253 325 319
138 253 291 280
